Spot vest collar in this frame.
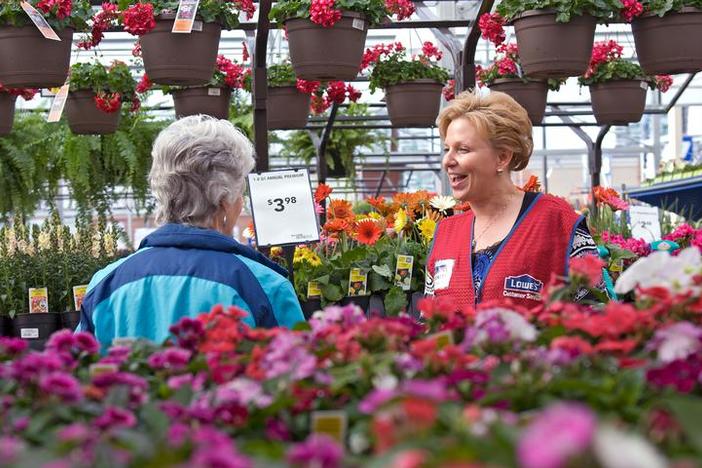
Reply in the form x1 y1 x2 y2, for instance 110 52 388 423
139 223 289 277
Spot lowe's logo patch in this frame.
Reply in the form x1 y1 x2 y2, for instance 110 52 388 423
503 274 543 301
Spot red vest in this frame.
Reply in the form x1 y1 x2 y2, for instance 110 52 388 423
427 194 583 312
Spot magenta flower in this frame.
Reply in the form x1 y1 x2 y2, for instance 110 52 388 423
0 436 25 464
190 446 252 468
94 407 137 430
518 402 596 468
216 378 272 408
57 423 92 444
10 352 63 383
39 372 83 403
147 347 192 371
92 372 148 407
262 333 316 381
169 317 205 350
402 378 451 401
359 388 398 414
166 423 190 447
99 345 131 365
287 434 343 468
74 332 100 355
0 337 28 356
265 418 291 442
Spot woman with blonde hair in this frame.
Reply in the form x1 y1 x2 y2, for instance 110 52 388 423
425 91 601 309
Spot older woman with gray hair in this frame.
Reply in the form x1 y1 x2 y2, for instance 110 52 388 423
78 115 304 349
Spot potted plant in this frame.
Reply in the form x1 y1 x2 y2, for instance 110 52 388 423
622 0 702 75
148 54 252 120
65 61 139 135
269 0 415 81
0 0 92 88
363 41 450 127
0 84 37 136
578 40 673 125
267 62 316 130
84 1 255 85
475 42 559 125
492 1 621 78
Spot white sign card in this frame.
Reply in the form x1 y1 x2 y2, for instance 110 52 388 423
247 169 320 246
629 205 661 242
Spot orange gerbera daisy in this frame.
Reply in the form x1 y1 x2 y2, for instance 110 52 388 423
355 219 382 245
314 183 333 203
366 196 387 210
323 218 351 234
327 199 354 220
520 175 542 193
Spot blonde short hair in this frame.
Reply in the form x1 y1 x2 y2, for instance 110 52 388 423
436 90 534 171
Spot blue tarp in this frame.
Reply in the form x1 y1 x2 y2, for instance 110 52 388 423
627 175 702 221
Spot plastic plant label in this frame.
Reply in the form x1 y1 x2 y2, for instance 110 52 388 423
307 281 322 299
640 81 649 90
172 0 200 33
347 268 368 297
352 18 365 30
20 1 61 41
208 88 222 96
311 410 347 444
89 363 118 377
394 255 414 291
629 205 661 243
28 287 49 314
47 80 69 122
73 285 88 311
20 328 39 339
247 169 320 246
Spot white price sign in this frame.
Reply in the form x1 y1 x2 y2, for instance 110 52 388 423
247 169 320 246
629 205 661 242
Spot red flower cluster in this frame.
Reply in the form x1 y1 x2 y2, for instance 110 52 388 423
310 82 361 114
442 79 455 101
135 74 153 94
360 42 404 71
217 55 251 89
385 0 415 21
421 41 442 61
296 79 320 94
0 84 38 101
655 74 673 92
620 0 644 22
234 0 256 20
309 0 342 28
478 12 505 45
122 2 156 36
569 256 605 287
314 183 333 203
496 56 517 75
37 0 71 19
584 40 623 79
78 2 119 50
242 41 250 62
94 92 122 113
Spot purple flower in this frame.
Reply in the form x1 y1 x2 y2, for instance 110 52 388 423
518 402 596 468
74 332 100 355
166 423 190 447
13 416 29 432
10 352 63 383
265 418 291 442
169 317 204 350
57 423 92 444
647 354 702 393
93 407 137 430
648 321 702 363
92 371 148 408
359 388 398 414
0 337 27 356
402 378 451 401
100 346 131 365
147 347 192 371
215 378 272 408
287 434 343 468
309 304 366 334
0 436 25 463
39 372 82 403
190 446 252 468
159 401 188 421
45 329 76 353
262 333 316 381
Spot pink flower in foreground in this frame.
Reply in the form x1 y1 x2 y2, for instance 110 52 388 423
569 255 605 286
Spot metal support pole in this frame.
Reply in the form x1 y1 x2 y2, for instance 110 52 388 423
461 0 495 91
592 125 612 189
375 170 388 197
252 0 272 172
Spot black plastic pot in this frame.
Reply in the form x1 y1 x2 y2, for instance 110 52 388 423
339 295 371 313
299 298 322 320
0 315 14 337
13 313 61 350
61 310 81 331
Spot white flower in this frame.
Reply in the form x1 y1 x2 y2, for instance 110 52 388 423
372 373 399 391
614 247 702 295
349 432 370 454
430 195 457 211
594 425 667 468
649 321 702 363
473 307 538 344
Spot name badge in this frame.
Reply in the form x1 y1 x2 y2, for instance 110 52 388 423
433 259 454 290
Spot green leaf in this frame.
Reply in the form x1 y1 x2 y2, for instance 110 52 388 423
662 395 702 455
384 286 408 316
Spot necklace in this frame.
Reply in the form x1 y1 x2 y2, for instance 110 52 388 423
471 194 516 251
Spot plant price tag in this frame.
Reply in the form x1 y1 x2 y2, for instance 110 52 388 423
247 169 320 246
47 79 69 123
311 410 347 445
347 268 368 296
207 88 221 96
20 1 61 41
20 328 39 339
352 18 365 30
28 287 49 314
73 285 88 311
307 281 322 299
394 255 414 291
429 330 454 349
172 0 200 33
629 205 661 243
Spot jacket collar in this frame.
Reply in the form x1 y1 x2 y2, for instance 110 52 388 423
139 223 289 277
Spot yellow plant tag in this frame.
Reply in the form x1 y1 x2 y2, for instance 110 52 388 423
73 285 88 311
47 79 69 122
429 330 454 349
28 287 49 314
394 254 414 291
347 268 368 296
307 281 322 299
311 410 347 445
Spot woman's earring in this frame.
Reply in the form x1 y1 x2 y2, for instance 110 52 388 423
497 168 504 174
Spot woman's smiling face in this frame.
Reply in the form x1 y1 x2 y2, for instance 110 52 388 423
442 117 504 202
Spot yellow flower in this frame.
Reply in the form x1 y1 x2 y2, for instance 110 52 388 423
306 251 322 267
367 212 382 220
394 209 408 233
270 246 283 257
417 217 437 242
294 246 311 264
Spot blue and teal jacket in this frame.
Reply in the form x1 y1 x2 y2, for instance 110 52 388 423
78 223 305 349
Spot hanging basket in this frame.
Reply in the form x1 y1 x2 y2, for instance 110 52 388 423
285 12 368 81
172 87 232 119
488 78 548 124
589 80 648 125
267 86 311 129
385 79 444 127
0 26 73 88
512 10 596 78
632 7 702 75
65 90 121 135
0 94 17 136
140 15 222 86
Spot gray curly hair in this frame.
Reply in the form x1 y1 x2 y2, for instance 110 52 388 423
149 115 256 226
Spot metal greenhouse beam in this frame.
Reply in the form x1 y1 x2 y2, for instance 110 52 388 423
252 0 272 171
460 0 495 91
